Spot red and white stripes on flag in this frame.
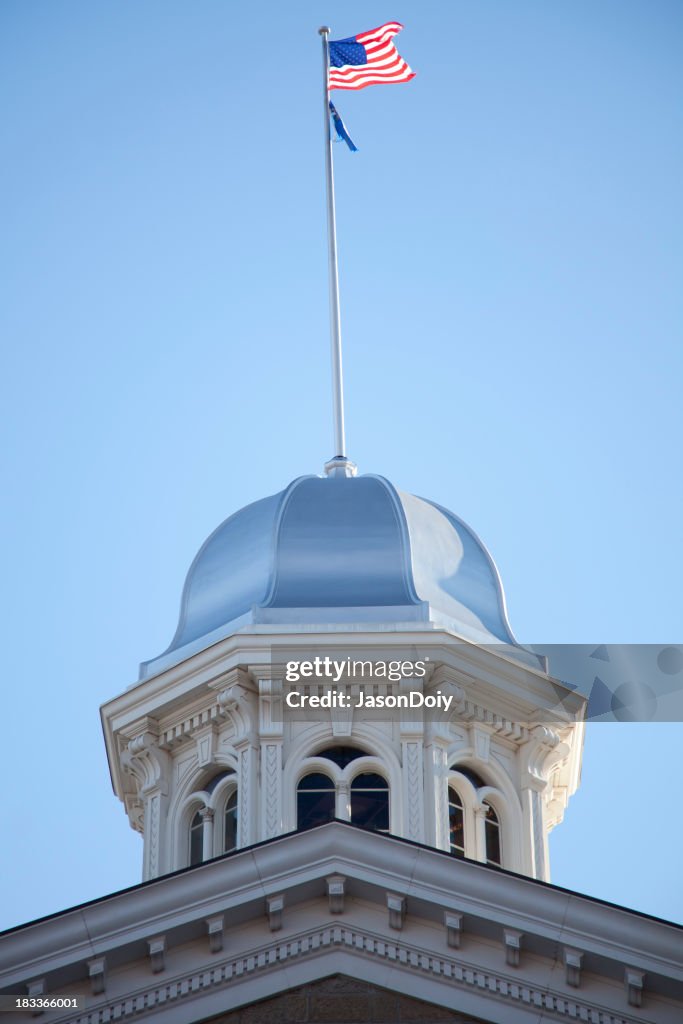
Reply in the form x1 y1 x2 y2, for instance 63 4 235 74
328 22 415 92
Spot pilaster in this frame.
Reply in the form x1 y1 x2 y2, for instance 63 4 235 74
399 677 425 843
424 738 450 850
235 739 258 848
258 678 284 841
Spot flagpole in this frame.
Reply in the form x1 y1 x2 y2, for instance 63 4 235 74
319 26 355 478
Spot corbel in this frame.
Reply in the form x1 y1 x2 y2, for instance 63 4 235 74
563 947 583 988
386 892 406 931
326 874 346 914
258 678 284 737
444 911 463 948
625 968 645 1008
147 935 166 974
503 928 523 967
266 894 284 932
217 682 249 714
206 915 224 953
121 727 170 796
520 725 567 790
214 669 254 718
87 956 107 995
26 979 46 1018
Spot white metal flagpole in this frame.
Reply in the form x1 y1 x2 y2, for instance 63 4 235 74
319 26 355 477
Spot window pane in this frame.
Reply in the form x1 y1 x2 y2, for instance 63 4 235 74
448 788 465 856
485 806 501 866
297 788 335 830
224 792 238 853
350 772 387 791
350 774 389 832
448 786 463 808
350 791 389 831
297 772 335 792
189 811 203 866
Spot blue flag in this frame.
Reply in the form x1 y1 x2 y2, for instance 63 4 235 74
329 101 358 152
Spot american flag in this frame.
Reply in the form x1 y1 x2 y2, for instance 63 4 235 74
328 22 415 92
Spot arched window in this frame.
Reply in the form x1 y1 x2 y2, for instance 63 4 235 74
184 770 238 868
448 764 505 867
484 803 501 866
223 790 238 853
297 772 335 830
448 786 465 857
295 747 391 835
351 772 389 833
189 810 204 867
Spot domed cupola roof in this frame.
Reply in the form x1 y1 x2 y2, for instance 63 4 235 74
140 474 525 678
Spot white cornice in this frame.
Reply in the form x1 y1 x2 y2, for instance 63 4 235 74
9 925 660 1024
101 629 585 800
1 824 680 1022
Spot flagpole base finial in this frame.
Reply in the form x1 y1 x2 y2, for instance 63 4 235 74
324 455 358 478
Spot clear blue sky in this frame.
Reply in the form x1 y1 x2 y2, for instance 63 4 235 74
1 2 681 930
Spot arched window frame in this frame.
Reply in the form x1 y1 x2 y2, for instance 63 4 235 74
296 769 336 831
349 769 390 833
445 771 479 860
481 801 501 866
447 768 507 867
188 807 204 867
294 752 392 832
477 784 504 868
177 771 239 868
210 775 239 858
447 786 466 858
283 729 403 834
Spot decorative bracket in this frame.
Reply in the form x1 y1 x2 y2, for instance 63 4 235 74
563 946 583 988
217 682 249 715
206 915 224 954
147 936 166 974
386 892 406 931
503 928 523 967
625 967 645 1008
121 729 170 797
444 911 463 948
520 725 566 790
87 956 106 995
258 678 283 737
26 979 46 1018
326 875 346 914
266 894 284 932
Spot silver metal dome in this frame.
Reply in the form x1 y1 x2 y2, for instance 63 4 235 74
140 474 525 678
